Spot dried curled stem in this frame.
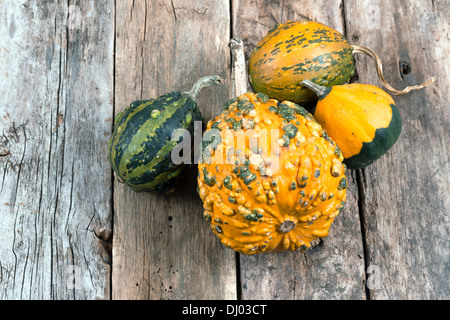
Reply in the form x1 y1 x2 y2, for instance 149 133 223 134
352 45 436 95
184 75 224 100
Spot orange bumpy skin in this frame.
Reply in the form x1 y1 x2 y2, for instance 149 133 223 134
197 92 348 255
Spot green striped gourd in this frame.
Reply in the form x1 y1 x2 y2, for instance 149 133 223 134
108 76 223 193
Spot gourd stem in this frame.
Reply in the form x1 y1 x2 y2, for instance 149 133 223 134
300 80 327 97
280 221 296 233
183 75 224 100
351 45 436 95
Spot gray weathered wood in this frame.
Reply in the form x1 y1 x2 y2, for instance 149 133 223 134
232 0 367 300
0 0 114 299
230 39 247 97
344 0 449 299
0 0 448 301
112 0 237 300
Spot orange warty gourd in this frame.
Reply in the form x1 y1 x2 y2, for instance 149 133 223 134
197 92 348 255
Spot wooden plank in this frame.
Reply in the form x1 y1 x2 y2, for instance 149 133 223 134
231 0 366 299
0 0 114 299
112 0 236 300
344 0 449 299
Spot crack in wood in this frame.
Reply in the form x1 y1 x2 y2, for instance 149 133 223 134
140 0 148 100
340 0 348 38
170 0 177 21
356 169 371 300
0 150 10 157
12 125 27 209
340 0 369 299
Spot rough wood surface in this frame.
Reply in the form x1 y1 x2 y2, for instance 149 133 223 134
0 0 114 299
0 0 448 301
112 0 236 300
230 39 247 97
344 0 449 299
231 0 366 300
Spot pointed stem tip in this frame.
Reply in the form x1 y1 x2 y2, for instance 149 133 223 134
184 75 224 100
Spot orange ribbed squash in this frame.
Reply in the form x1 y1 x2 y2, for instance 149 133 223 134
197 92 348 255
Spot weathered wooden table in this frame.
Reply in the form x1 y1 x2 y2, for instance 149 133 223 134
0 0 448 300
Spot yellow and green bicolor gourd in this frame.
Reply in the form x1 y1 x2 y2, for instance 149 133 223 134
108 76 223 193
301 80 402 169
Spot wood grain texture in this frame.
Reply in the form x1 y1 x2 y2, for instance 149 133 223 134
112 0 236 300
344 0 449 299
232 0 366 300
230 39 247 96
0 0 447 301
0 0 114 299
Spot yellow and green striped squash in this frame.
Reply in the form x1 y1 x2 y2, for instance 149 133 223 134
249 20 356 106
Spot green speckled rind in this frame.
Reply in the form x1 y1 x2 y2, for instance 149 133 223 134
249 20 356 105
